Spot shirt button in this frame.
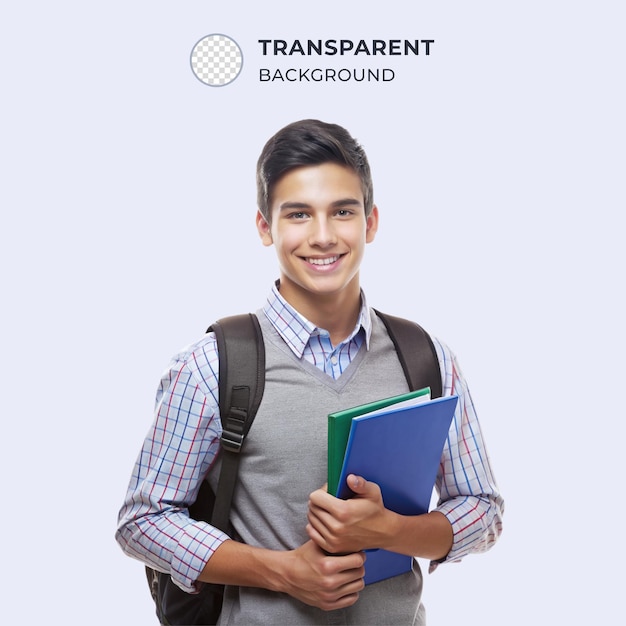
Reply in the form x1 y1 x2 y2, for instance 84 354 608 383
331 356 338 365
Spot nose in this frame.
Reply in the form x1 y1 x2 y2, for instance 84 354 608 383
308 215 337 248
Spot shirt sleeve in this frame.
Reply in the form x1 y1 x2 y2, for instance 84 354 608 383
115 333 230 592
429 338 505 572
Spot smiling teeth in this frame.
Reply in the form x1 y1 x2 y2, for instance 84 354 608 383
308 256 339 266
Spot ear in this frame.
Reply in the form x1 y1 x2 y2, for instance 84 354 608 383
365 205 379 243
256 211 274 247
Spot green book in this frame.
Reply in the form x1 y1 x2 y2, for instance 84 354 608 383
327 387 431 496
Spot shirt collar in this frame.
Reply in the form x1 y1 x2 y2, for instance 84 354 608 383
263 281 372 359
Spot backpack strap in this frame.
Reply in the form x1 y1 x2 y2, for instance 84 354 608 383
144 314 265 626
207 313 266 532
373 310 442 399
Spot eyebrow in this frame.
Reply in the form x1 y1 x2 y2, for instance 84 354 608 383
278 198 363 211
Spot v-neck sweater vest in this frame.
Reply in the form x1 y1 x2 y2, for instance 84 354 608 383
212 311 426 625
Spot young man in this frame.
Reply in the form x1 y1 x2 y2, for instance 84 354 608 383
116 119 504 624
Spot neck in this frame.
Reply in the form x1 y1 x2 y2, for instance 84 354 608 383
310 297 362 346
278 280 362 346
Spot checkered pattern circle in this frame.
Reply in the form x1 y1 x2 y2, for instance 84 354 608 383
190 34 243 86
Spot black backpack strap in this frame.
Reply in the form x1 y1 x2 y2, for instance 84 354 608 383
373 310 442 399
207 313 265 532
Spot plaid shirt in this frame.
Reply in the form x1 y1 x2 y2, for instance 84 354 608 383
116 284 503 591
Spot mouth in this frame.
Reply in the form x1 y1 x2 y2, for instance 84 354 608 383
305 255 342 266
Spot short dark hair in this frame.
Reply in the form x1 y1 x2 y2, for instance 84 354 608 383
256 119 374 221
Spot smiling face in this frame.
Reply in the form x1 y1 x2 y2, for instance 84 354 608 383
257 162 379 321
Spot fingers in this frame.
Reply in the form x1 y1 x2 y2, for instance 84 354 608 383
306 505 356 555
321 550 366 577
306 520 324 547
308 477 388 555
317 568 366 611
307 498 349 550
289 541 365 611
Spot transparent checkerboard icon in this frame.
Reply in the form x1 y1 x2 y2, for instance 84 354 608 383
190 34 243 86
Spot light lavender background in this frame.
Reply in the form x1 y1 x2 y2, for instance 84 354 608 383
2 2 623 624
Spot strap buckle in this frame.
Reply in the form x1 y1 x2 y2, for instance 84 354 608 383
220 406 248 453
220 429 244 453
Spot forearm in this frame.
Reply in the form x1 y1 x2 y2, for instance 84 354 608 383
198 539 288 591
382 510 453 561
200 539 367 611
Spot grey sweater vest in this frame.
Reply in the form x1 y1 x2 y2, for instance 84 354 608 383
212 311 426 625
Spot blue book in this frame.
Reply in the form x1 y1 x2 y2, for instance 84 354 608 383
335 394 458 584
327 387 432 497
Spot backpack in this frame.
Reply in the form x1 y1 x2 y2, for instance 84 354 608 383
146 310 442 625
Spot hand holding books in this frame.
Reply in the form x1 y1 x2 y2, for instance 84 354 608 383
323 388 458 583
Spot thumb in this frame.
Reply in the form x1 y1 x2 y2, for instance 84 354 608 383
347 474 373 496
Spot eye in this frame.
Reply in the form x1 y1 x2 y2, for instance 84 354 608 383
288 211 309 220
335 208 354 217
